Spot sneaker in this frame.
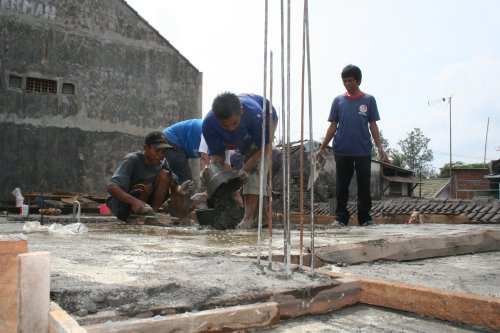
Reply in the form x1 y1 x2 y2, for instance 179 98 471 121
360 220 375 226
331 220 347 228
236 218 255 229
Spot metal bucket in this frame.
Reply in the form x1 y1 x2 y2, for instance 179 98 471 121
203 163 242 199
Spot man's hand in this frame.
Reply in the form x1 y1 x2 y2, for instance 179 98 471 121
315 148 325 161
378 147 390 163
178 180 195 195
132 200 153 215
238 169 250 184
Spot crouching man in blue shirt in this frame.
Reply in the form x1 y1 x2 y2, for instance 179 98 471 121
202 92 278 229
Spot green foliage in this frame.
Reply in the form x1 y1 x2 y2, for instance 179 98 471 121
371 130 392 158
397 128 434 176
438 161 488 178
389 150 405 167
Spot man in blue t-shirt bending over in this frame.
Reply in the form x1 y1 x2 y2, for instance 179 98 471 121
163 119 209 184
202 92 278 229
317 64 387 227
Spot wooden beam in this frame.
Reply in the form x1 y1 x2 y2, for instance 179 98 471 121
314 229 500 264
49 302 88 333
0 240 28 333
270 277 359 319
317 270 500 331
0 239 28 253
373 213 470 224
84 302 280 333
18 252 51 333
290 213 333 224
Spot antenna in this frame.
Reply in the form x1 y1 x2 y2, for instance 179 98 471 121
428 95 453 197
428 97 446 107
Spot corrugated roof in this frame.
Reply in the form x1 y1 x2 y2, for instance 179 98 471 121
312 198 500 223
418 178 450 198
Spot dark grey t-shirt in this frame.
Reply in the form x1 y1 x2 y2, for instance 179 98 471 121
107 150 166 191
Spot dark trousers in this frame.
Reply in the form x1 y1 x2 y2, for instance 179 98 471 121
334 155 372 225
165 145 192 183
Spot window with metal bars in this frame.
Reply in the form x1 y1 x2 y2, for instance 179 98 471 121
26 77 57 94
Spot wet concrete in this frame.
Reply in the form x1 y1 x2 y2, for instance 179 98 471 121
1 216 500 332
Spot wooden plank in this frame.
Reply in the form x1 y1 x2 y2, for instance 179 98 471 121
290 213 333 224
0 239 28 253
18 252 50 333
373 214 470 224
0 240 27 333
79 279 355 326
0 254 20 333
84 302 280 333
314 229 500 264
270 277 359 318
49 302 88 333
317 270 500 331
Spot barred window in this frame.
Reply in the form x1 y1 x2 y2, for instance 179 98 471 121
9 75 22 88
26 77 57 94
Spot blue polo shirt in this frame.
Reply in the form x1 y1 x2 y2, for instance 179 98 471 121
202 94 278 155
329 93 380 156
163 119 202 158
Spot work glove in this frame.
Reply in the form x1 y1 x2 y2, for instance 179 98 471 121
178 180 195 196
191 192 208 209
238 169 250 184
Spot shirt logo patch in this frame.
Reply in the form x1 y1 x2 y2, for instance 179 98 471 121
359 105 368 113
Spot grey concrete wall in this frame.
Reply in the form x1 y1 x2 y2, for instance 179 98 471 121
0 0 202 200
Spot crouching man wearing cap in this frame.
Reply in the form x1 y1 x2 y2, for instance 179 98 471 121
106 131 195 224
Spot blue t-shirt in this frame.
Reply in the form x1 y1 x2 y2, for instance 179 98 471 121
163 119 202 158
328 93 380 156
202 94 278 155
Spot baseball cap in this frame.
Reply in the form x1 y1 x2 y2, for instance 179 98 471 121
144 131 172 149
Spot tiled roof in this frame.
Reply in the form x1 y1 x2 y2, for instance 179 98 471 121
314 198 500 223
418 178 450 198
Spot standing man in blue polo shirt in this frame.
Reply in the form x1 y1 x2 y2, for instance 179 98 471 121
316 65 386 227
202 92 278 229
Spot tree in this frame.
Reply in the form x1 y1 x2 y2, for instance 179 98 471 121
389 150 405 168
438 161 487 178
398 128 433 177
371 130 392 159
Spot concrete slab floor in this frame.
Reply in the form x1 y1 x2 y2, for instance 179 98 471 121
1 216 499 332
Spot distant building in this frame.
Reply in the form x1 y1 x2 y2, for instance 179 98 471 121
281 141 419 213
0 0 202 200
451 168 491 199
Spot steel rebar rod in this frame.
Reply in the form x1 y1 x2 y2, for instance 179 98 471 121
268 51 274 270
305 0 315 273
298 0 307 268
285 0 292 275
257 0 269 266
280 0 290 275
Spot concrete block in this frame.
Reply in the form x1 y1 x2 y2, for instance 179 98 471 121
18 252 51 333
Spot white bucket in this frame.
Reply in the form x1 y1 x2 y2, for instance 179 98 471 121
16 197 24 207
20 204 29 216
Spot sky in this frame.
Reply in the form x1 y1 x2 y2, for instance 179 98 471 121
125 0 500 172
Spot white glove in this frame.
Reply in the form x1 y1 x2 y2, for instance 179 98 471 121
178 180 195 195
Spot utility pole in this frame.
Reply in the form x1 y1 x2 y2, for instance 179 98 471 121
428 96 453 178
